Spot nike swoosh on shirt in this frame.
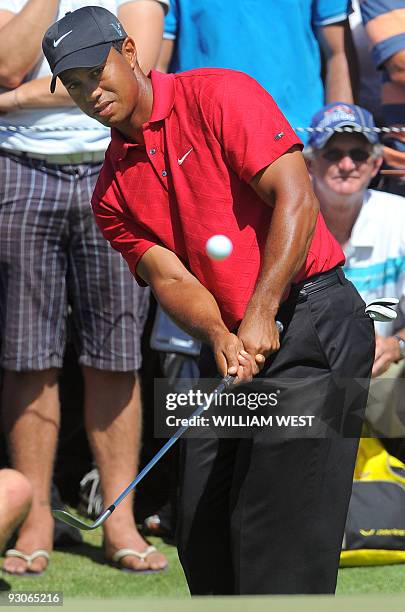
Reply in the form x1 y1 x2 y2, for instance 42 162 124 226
53 30 73 48
178 148 193 165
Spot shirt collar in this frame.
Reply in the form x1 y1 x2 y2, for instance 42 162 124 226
148 69 176 123
109 70 175 160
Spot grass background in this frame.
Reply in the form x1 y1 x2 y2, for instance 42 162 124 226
2 521 405 598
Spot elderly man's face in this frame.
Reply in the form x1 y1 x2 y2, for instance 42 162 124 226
309 133 382 197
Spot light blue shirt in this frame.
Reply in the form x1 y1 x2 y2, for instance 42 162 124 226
164 0 351 142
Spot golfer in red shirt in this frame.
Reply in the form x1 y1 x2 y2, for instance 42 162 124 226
43 7 375 595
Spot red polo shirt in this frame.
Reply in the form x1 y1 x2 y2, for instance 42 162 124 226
92 68 345 330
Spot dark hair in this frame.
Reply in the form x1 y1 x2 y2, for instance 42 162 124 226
111 39 124 53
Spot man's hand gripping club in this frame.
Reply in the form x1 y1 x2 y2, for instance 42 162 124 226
137 245 282 383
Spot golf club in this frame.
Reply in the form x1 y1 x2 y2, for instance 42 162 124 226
53 321 284 530
365 298 398 322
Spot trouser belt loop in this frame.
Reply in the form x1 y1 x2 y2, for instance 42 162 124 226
298 289 309 303
336 267 346 285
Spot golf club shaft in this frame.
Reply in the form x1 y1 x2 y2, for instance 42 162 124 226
54 319 284 529
106 321 284 514
104 373 236 516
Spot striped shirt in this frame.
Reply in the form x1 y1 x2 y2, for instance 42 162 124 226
343 189 405 336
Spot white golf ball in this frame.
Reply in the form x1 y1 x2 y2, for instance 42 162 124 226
206 235 233 261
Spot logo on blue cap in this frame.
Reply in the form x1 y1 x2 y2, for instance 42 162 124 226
308 103 379 149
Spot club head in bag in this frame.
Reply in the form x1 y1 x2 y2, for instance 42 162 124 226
365 303 398 322
366 298 399 308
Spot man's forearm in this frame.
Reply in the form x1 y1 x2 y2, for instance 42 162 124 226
155 38 174 73
317 21 355 103
0 0 59 88
385 52 405 87
0 77 75 114
325 52 354 103
119 1 165 74
151 277 229 344
246 149 319 317
247 192 318 316
15 77 75 108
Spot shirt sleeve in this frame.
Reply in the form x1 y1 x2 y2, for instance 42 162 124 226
361 0 405 68
312 0 352 26
91 155 157 286
163 0 177 39
0 0 19 12
210 71 303 184
118 0 170 16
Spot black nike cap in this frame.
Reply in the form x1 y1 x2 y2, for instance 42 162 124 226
42 6 127 93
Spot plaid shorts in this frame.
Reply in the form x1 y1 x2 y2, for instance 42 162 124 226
0 152 149 372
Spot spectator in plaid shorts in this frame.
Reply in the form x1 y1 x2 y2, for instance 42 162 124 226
0 0 168 575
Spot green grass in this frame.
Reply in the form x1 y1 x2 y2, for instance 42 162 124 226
2 519 405 598
337 564 405 595
1 530 188 598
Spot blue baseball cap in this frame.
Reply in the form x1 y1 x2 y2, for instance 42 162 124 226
308 103 379 149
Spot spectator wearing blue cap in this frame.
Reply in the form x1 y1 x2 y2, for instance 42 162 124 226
306 102 405 437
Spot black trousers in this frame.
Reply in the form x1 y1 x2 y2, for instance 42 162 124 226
176 272 375 595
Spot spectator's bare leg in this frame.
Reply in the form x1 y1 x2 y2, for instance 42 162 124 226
83 367 167 571
0 469 32 554
1 369 59 574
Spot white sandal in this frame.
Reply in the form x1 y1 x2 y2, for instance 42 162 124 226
3 549 50 576
110 546 167 573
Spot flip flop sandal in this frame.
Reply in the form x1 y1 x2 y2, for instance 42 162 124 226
2 549 50 577
110 546 168 574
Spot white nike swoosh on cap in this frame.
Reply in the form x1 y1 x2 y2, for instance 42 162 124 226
178 148 193 165
53 30 73 48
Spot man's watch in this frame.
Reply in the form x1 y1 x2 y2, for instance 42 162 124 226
394 335 405 361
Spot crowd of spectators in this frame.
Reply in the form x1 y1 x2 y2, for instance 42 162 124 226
0 0 404 581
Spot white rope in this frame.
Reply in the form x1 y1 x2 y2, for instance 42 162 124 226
296 126 405 134
0 125 404 134
0 125 106 132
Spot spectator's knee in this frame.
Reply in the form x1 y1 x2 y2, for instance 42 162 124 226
0 469 32 516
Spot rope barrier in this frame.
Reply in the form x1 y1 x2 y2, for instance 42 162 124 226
0 125 106 132
0 124 403 174
0 125 404 133
296 126 405 134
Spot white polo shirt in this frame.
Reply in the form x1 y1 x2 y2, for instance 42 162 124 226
0 0 169 155
343 189 405 337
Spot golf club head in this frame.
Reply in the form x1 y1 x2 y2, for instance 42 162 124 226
52 509 97 530
53 507 113 530
366 298 399 308
365 304 397 322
